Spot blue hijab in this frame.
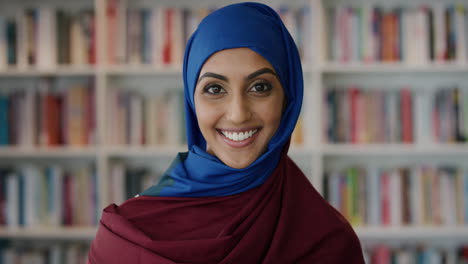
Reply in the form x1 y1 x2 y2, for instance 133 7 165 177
141 2 303 197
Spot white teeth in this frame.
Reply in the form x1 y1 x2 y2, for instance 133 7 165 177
221 129 258 142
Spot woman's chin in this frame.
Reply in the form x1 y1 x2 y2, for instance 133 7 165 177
221 156 257 169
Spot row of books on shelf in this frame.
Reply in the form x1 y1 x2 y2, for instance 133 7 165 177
325 85 468 144
106 0 312 66
0 8 95 69
0 79 95 146
0 165 98 228
363 244 468 264
325 165 468 227
107 88 185 145
325 87 413 143
328 4 468 64
108 162 160 205
0 242 89 264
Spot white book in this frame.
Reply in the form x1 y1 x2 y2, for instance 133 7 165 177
410 166 423 225
389 169 402 226
22 165 39 227
151 7 163 66
37 7 57 69
0 16 7 70
403 9 415 64
16 10 28 69
434 3 447 61
111 162 125 204
70 16 86 65
455 5 467 64
6 172 19 228
417 7 430 64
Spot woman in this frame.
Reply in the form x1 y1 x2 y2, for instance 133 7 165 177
89 2 365 263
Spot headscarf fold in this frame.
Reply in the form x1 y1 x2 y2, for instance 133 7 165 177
140 2 303 197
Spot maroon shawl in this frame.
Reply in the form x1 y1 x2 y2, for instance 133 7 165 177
89 153 365 263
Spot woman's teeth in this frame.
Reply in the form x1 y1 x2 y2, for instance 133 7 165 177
221 129 258 141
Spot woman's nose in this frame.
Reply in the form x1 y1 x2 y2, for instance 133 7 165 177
226 95 251 124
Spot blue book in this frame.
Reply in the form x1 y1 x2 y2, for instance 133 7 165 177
0 96 8 145
18 172 25 227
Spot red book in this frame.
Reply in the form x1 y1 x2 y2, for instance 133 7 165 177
349 87 359 143
400 88 413 143
106 0 117 64
46 94 60 146
90 14 96 65
381 171 390 226
162 9 173 65
372 245 391 264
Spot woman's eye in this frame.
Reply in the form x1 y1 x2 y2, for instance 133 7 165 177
250 82 272 93
204 84 225 94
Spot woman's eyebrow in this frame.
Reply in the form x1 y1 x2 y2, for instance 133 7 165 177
197 67 278 84
198 72 228 84
246 68 278 80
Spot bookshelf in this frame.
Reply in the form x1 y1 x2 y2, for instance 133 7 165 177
1 0 468 262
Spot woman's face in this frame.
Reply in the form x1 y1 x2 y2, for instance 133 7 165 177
194 48 285 169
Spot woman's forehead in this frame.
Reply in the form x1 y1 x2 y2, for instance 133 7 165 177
198 48 276 76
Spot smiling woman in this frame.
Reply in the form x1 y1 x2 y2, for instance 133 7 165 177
89 2 365 264
195 48 284 169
